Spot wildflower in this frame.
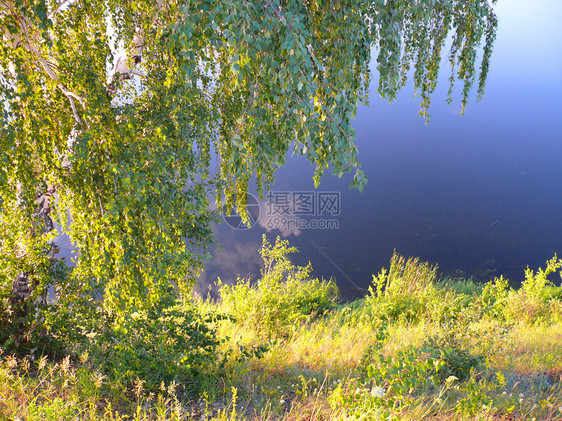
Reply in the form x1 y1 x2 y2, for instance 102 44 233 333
133 379 146 398
280 400 285 404
519 393 524 398
60 356 71 373
502 391 507 395
92 372 106 388
37 355 47 371
6 356 17 369
167 381 178 395
370 386 386 398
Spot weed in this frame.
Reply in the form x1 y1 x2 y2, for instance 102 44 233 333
218 235 339 340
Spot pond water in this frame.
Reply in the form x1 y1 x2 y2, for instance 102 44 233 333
197 0 562 298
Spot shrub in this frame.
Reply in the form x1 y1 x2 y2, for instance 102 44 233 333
539 286 562 301
94 301 220 395
369 252 438 299
365 253 440 323
500 256 562 324
422 324 483 381
424 286 480 324
218 235 339 340
367 293 426 323
503 291 549 324
0 259 70 356
331 346 446 420
480 275 511 320
46 296 221 396
522 255 562 298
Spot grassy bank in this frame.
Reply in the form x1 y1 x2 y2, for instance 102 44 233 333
1 237 561 420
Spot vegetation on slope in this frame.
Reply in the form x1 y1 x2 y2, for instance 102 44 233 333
1 236 561 420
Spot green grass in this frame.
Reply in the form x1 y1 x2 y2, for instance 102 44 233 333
1 240 562 420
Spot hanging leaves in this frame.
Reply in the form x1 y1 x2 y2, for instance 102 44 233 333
0 0 498 312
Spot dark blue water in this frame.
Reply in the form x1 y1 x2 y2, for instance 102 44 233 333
198 1 562 297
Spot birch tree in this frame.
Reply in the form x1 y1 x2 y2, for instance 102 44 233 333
0 0 497 329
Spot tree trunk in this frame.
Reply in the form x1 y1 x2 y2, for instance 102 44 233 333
7 184 58 348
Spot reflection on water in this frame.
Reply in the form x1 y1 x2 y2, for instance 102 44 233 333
199 1 562 297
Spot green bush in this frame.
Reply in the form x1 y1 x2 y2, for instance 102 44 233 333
367 293 426 323
331 346 446 420
365 253 444 323
503 291 548 324
539 286 562 301
46 295 221 396
480 275 510 320
499 256 562 324
94 302 220 395
522 255 562 298
422 325 483 381
218 235 339 340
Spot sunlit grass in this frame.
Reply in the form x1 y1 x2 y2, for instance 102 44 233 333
505 323 562 371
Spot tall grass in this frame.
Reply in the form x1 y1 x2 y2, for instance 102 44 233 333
370 252 438 298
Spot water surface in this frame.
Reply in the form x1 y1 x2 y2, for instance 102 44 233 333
198 0 562 297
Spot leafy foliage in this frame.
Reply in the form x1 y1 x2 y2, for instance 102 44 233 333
480 275 510 319
218 235 339 339
331 347 447 420
98 305 220 395
422 328 483 381
522 255 562 298
51 297 221 395
0 259 69 355
0 0 498 322
366 252 440 323
478 256 562 324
